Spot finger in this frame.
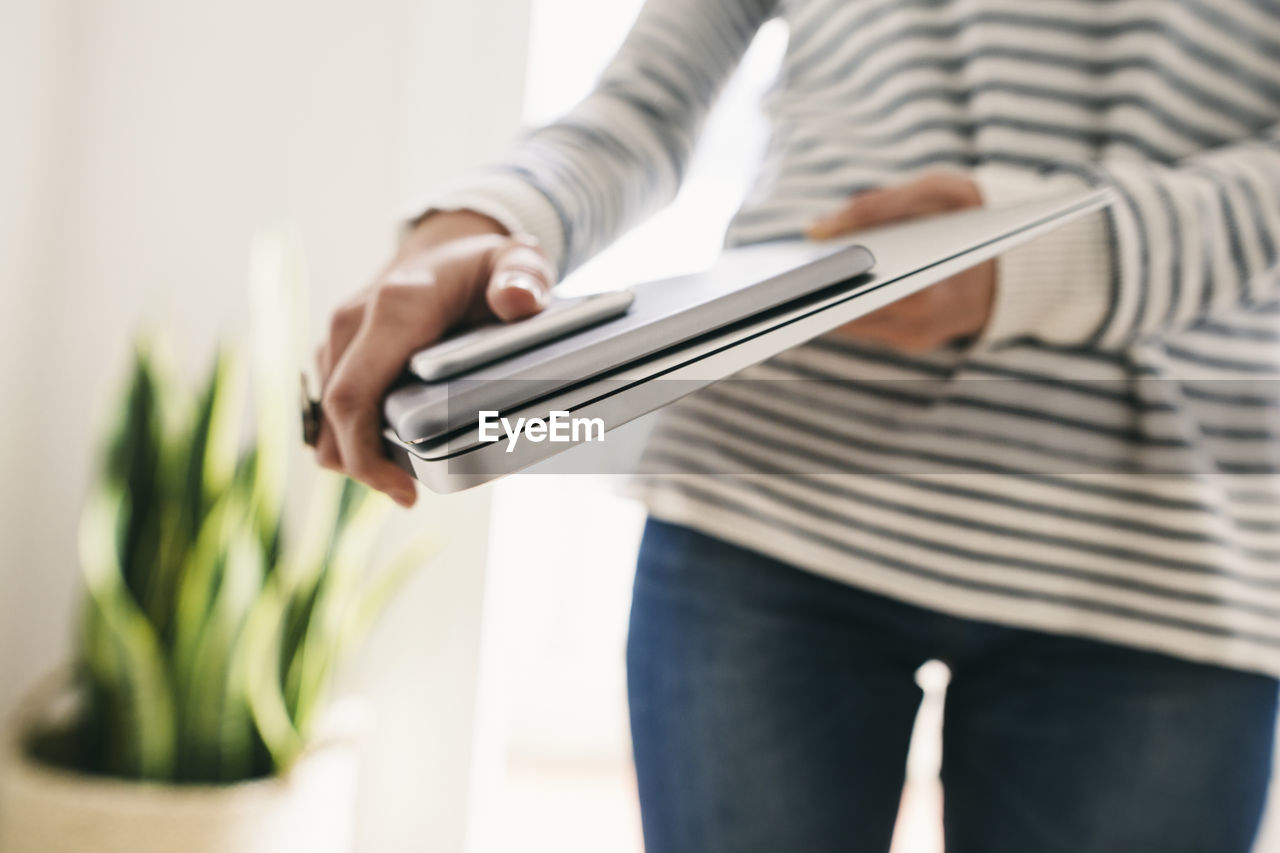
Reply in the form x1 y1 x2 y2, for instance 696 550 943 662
808 173 981 239
836 316 944 352
837 313 902 335
323 359 418 507
312 344 343 470
486 236 554 322
315 343 333 389
315 420 343 471
313 314 359 472
321 302 366 385
837 310 911 338
323 283 447 507
838 288 936 330
834 285 948 348
808 184 948 238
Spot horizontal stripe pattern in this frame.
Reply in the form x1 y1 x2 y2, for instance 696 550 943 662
441 0 1280 675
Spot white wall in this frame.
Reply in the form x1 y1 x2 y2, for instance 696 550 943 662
0 1 530 850
0 0 76 734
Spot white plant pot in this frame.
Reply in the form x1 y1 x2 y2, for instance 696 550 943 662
0 675 367 853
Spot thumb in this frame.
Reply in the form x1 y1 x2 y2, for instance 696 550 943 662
809 175 982 240
807 189 892 240
486 235 555 322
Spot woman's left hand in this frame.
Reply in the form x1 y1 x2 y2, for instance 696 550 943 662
808 173 996 352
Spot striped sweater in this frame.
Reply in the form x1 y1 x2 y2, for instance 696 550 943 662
430 0 1280 676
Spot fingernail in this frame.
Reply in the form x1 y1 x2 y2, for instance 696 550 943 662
807 222 832 240
392 488 416 509
499 272 549 307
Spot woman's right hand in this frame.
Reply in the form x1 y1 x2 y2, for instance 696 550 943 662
315 209 556 507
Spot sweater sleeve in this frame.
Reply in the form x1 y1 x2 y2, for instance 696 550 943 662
976 123 1280 350
421 0 779 278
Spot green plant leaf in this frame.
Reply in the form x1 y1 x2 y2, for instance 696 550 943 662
78 486 177 780
241 576 305 771
178 525 264 781
280 476 364 714
104 345 165 610
139 352 241 640
191 348 248 522
171 494 235 697
278 469 346 590
288 489 390 736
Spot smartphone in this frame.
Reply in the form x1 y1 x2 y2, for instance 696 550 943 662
408 290 635 382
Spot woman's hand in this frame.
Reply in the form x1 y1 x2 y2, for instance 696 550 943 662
315 210 556 507
808 173 995 352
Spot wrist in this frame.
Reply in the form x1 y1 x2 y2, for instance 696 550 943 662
973 166 1112 348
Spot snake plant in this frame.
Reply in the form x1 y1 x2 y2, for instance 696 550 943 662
36 233 431 783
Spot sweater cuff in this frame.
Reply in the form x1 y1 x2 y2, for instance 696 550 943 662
406 170 569 276
974 167 1112 348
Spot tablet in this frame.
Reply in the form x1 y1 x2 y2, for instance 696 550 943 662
409 290 635 381
384 240 875 444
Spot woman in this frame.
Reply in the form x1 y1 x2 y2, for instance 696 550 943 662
314 2 1280 850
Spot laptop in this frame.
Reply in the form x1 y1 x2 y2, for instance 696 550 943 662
383 188 1113 492
384 240 876 445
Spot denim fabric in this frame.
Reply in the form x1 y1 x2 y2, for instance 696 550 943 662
627 518 1279 853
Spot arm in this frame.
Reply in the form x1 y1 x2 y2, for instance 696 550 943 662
977 123 1280 349
425 0 780 278
315 0 776 502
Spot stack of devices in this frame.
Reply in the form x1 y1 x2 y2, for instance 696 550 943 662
382 189 1112 493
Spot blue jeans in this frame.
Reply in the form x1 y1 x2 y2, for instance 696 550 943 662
627 519 1279 853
